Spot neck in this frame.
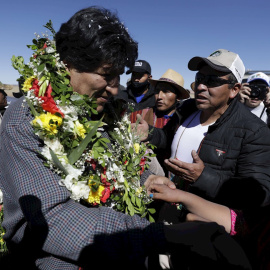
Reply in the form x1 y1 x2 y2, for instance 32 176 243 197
200 104 229 126
156 107 176 117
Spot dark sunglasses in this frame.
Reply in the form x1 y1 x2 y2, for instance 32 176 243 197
195 72 235 88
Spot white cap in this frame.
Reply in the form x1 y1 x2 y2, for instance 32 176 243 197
247 72 270 86
188 49 245 83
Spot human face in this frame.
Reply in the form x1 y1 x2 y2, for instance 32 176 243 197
0 92 7 109
155 82 178 113
194 65 240 117
245 81 269 108
131 72 149 83
67 64 120 113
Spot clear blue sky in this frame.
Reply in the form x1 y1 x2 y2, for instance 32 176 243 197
1 0 269 89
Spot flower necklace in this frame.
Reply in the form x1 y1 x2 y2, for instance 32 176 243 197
11 21 156 222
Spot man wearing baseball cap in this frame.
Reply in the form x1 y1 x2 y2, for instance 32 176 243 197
140 49 270 267
116 59 156 111
146 48 270 202
239 71 270 127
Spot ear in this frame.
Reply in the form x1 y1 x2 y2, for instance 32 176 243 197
63 61 71 72
229 83 241 99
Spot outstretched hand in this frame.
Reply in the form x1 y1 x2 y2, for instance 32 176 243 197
164 150 204 183
148 183 181 202
131 114 149 141
144 175 176 194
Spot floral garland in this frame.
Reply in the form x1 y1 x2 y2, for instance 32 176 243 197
9 21 156 223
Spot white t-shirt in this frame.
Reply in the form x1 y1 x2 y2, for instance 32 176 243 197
247 102 268 124
171 111 212 163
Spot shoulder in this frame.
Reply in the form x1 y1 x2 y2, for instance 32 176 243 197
0 97 34 137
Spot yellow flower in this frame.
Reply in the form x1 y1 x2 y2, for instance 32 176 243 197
134 143 140 154
32 112 62 135
87 184 105 204
74 120 86 138
22 76 36 91
135 187 143 196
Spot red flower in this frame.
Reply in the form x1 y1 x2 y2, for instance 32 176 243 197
30 80 64 117
42 43 48 49
89 159 97 170
101 186 111 203
139 157 146 175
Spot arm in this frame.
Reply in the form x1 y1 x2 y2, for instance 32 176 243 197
0 100 165 268
149 184 231 233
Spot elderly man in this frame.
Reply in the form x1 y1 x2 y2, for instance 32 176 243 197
141 49 270 209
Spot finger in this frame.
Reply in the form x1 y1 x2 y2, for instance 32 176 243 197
191 150 201 163
136 114 144 124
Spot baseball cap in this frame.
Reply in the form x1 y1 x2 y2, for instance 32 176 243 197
126 60 151 75
247 72 270 86
188 49 245 83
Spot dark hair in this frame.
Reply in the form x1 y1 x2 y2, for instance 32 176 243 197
227 73 238 89
55 6 138 74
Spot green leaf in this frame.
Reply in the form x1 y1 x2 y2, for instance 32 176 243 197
68 117 103 165
49 148 69 175
37 63 45 73
148 214 155 223
148 208 156 214
135 196 141 208
25 98 39 117
128 201 135 216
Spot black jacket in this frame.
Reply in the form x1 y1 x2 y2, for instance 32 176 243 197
148 98 270 209
115 83 156 111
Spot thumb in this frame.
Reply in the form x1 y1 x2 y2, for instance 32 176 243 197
191 150 201 163
136 114 145 124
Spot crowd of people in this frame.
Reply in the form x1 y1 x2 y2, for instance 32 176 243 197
1 5 270 270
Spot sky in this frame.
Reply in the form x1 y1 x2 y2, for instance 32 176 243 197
1 0 270 90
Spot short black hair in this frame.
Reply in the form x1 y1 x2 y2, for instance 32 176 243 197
55 6 138 75
227 73 238 89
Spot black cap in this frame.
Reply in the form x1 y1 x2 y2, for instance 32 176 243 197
126 60 151 75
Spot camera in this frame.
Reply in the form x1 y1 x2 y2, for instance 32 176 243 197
249 84 268 100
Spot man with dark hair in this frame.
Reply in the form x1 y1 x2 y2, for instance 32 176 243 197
0 10 251 270
0 89 7 116
116 59 156 111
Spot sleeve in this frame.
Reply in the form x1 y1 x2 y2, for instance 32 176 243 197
190 124 270 208
0 101 166 268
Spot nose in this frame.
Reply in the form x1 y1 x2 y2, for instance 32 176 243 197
106 76 120 96
194 82 207 92
156 91 164 99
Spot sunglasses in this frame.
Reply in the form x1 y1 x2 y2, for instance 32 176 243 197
195 72 235 88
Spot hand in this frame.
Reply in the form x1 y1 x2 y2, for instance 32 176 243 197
131 114 149 141
164 150 204 183
238 83 251 104
144 175 176 194
148 183 181 202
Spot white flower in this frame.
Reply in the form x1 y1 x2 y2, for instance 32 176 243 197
42 138 65 161
0 189 3 204
45 47 55 54
59 105 78 121
70 181 90 201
